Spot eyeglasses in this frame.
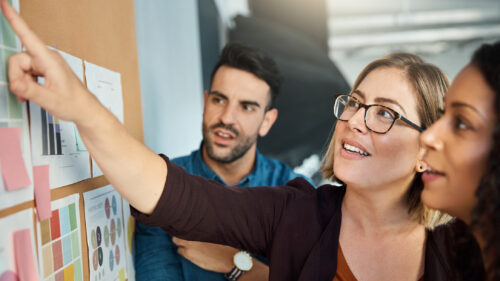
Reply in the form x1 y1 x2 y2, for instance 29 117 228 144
333 94 423 134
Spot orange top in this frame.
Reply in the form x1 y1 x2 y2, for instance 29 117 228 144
333 246 424 281
333 245 357 281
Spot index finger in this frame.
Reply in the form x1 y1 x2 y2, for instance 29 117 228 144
0 0 49 56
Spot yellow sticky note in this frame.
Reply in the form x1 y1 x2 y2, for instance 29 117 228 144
63 264 74 281
119 268 125 281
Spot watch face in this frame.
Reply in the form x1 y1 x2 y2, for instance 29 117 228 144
234 251 253 271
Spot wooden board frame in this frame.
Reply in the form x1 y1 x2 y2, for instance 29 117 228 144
0 1 142 280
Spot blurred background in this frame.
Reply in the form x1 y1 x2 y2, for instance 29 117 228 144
134 0 500 184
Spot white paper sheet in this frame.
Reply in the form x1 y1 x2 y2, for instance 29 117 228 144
84 61 124 178
84 185 128 281
0 0 34 209
122 199 135 281
0 209 38 279
36 194 84 281
29 49 91 189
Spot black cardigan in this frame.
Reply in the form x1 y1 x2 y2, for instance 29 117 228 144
132 155 484 281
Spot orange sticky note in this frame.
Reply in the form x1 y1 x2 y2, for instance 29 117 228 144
13 229 39 281
33 165 51 221
0 128 31 190
0 271 19 281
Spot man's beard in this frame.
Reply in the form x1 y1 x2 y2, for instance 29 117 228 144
202 122 258 164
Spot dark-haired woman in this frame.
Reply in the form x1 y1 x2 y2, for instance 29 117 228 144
421 41 500 280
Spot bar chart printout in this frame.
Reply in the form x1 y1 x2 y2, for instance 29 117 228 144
41 108 63 156
28 49 91 189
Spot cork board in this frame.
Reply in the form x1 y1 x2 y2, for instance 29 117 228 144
0 0 142 280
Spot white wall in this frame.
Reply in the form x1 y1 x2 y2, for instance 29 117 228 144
134 0 204 158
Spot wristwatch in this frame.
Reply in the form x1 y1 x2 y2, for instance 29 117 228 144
224 251 253 281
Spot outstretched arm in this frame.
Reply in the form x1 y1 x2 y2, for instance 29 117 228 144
1 0 165 214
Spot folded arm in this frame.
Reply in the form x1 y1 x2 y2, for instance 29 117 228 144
173 237 269 281
134 223 185 281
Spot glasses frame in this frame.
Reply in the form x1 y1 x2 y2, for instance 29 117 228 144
334 94 423 134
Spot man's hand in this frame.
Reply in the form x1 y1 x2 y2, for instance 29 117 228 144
172 237 237 273
0 0 97 125
172 237 270 280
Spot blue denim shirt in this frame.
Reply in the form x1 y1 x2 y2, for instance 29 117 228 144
134 146 312 281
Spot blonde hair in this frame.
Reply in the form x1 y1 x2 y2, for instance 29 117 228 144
321 53 452 229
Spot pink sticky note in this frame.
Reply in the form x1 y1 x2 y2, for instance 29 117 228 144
13 229 39 281
0 128 31 190
0 271 19 281
33 165 51 221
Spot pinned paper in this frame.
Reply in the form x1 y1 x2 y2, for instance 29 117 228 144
34 165 51 221
0 271 18 281
0 128 31 190
85 61 123 177
13 229 39 281
36 194 84 281
29 49 91 190
84 186 128 280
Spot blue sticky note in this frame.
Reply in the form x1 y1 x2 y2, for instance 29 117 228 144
59 206 71 236
62 236 73 266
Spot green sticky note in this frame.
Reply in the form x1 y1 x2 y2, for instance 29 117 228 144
1 16 16 49
71 231 80 259
7 89 21 119
69 203 77 231
74 259 83 281
3 48 16 75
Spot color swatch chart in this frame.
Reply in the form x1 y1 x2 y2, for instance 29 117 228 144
36 194 84 281
0 0 34 210
84 185 127 281
0 0 20 123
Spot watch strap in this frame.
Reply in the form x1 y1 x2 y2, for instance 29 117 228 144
224 266 243 281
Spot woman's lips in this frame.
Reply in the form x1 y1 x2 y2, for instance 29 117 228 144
421 169 445 183
339 138 371 160
340 146 370 160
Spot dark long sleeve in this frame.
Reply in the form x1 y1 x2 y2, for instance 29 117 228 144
131 154 315 257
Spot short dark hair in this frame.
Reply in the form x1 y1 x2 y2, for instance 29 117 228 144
470 40 500 281
210 43 283 109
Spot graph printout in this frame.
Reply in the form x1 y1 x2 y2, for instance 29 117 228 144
0 0 34 209
29 49 91 189
36 194 84 281
84 185 127 281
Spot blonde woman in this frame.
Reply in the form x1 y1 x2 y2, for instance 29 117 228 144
2 2 477 280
